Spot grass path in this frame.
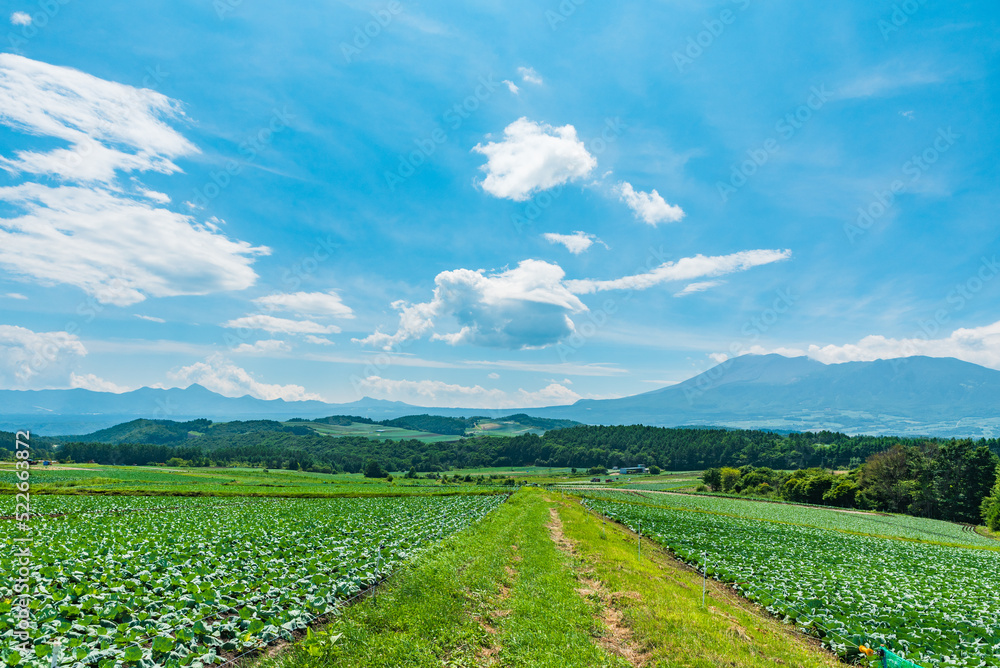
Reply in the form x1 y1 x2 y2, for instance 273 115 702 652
255 489 842 667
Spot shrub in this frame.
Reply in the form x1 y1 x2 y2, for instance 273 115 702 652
695 484 709 492
648 465 661 475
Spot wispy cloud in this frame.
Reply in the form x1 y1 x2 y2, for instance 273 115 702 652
543 231 606 255
224 314 341 335
517 66 543 85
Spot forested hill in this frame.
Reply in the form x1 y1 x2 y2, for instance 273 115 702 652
40 422 1000 474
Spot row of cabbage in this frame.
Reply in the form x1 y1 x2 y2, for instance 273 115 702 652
0 494 506 667
580 488 997 547
583 495 1000 667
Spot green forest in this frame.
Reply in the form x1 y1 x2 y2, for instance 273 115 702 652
5 418 1000 528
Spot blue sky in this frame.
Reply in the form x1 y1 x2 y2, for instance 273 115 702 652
0 0 998 408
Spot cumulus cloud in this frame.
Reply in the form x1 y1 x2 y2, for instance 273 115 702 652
674 280 724 297
134 314 166 323
167 354 323 401
70 372 131 393
543 231 605 255
253 291 354 319
355 259 587 351
503 79 519 94
473 118 596 201
232 339 290 355
0 55 268 305
355 376 581 409
9 12 31 26
566 249 792 294
517 66 543 85
0 325 87 389
359 251 790 350
615 181 684 225
224 315 341 335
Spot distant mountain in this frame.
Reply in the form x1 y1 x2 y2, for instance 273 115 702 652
530 354 1000 438
3 355 1000 437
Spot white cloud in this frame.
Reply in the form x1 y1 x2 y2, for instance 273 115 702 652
0 54 197 182
167 354 323 401
793 320 1000 369
567 249 792 294
0 55 268 305
69 372 131 393
0 325 87 389
674 280 724 297
708 352 729 364
253 290 354 319
232 339 290 355
355 376 581 409
488 372 500 379
4 293 27 300
359 251 790 350
9 12 31 26
503 79 519 94
517 66 543 85
355 259 587 351
0 184 269 306
473 117 596 201
615 181 684 225
304 335 336 346
134 314 166 323
224 314 341 335
543 231 605 255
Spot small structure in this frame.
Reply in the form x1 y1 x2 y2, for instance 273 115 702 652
619 465 647 475
590 477 601 483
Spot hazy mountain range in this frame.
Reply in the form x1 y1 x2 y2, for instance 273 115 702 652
2 355 999 438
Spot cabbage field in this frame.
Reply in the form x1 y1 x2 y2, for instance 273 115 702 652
0 494 506 667
583 492 1000 667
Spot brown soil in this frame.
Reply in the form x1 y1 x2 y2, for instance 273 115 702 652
547 506 648 667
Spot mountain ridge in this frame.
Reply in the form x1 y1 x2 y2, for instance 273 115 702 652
2 354 999 437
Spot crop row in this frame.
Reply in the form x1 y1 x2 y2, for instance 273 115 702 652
583 495 1000 667
0 494 506 667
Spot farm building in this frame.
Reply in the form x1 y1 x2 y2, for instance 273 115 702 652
619 466 647 475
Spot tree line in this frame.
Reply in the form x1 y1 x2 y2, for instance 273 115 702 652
701 439 1000 527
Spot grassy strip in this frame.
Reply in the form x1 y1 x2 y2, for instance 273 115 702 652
554 495 844 668
255 489 626 667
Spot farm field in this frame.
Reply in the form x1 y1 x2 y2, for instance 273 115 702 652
286 421 463 443
0 464 499 498
0 493 507 667
580 491 1000 667
256 489 842 668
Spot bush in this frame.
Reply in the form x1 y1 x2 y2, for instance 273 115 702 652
702 468 722 492
648 465 661 475
695 484 709 492
363 460 387 479
588 466 608 475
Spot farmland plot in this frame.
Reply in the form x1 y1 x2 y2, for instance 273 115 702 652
0 494 506 667
583 495 1000 667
